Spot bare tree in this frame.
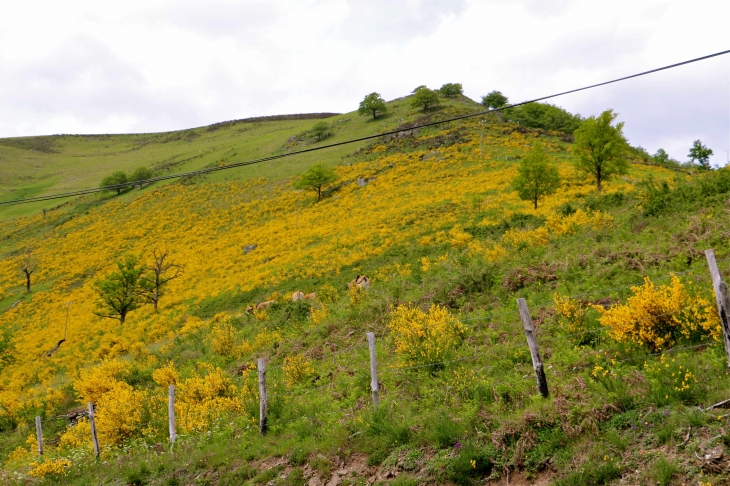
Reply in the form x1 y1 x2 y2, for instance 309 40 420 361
19 249 37 293
141 248 183 312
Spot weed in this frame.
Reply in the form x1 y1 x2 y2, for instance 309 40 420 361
646 456 678 486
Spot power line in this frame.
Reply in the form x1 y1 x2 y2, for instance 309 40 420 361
2 48 729 207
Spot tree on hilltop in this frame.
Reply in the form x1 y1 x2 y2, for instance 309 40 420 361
410 86 440 111
573 109 629 193
140 248 183 312
439 83 463 98
101 171 129 195
481 90 509 110
512 142 561 209
295 164 339 201
358 92 388 120
19 248 38 293
688 140 713 170
94 255 146 324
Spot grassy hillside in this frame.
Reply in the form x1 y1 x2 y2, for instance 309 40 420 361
2 94 730 485
0 96 480 220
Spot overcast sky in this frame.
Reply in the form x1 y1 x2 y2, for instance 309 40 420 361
1 0 728 164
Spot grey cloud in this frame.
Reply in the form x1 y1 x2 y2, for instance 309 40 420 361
338 0 467 43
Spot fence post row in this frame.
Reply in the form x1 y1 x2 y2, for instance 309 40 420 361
258 358 268 436
35 416 43 455
516 298 549 398
705 249 730 369
367 332 380 407
168 385 177 449
88 402 100 458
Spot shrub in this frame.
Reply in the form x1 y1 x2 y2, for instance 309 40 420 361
100 171 129 195
593 276 719 352
311 121 331 141
503 102 583 133
388 304 466 369
439 83 463 97
130 166 154 185
282 355 315 388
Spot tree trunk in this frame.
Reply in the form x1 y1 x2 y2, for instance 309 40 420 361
119 311 126 324
317 187 322 200
596 167 602 193
116 188 121 196
372 110 377 120
534 199 538 210
25 272 31 292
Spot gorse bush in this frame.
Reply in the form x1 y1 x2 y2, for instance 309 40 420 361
593 276 719 352
388 304 466 369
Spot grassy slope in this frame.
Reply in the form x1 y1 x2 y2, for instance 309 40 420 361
1 95 730 485
0 97 480 220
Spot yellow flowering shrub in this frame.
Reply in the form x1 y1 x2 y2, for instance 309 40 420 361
593 276 719 351
73 359 131 404
317 282 339 303
348 286 367 306
374 263 412 282
28 458 72 477
59 418 92 450
546 209 613 236
310 305 329 325
554 294 592 344
210 321 239 357
95 381 145 445
448 226 473 247
176 365 246 433
388 304 466 369
152 361 179 387
502 227 549 249
282 355 315 388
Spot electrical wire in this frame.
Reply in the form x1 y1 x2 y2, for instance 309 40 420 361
2 48 729 207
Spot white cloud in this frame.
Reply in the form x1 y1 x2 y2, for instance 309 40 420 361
0 0 727 165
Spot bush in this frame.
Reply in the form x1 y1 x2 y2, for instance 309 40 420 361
100 170 129 195
439 83 463 98
311 121 331 141
388 304 466 370
130 166 154 184
504 102 583 133
593 275 719 352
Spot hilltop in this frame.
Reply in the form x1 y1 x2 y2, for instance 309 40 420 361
1 91 730 485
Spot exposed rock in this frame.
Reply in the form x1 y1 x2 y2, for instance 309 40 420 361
244 244 258 254
356 177 368 187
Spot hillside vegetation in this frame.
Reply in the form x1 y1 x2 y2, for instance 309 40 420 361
2 93 730 485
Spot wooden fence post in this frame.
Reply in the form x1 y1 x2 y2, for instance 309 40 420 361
258 358 268 436
168 385 177 449
517 298 549 398
705 249 730 369
35 416 43 455
367 332 380 407
88 402 100 458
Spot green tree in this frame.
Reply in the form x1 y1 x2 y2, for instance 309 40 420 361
512 142 561 209
481 90 508 109
439 83 463 98
311 121 332 141
358 92 388 120
100 171 129 195
130 166 154 187
573 109 629 193
688 140 713 170
653 148 669 165
93 255 146 324
294 164 339 201
410 86 440 111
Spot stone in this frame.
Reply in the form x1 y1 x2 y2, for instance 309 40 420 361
244 244 257 254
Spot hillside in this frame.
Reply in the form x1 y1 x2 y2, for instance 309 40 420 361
1 93 730 485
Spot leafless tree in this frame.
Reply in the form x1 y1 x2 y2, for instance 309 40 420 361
141 247 183 312
19 249 37 293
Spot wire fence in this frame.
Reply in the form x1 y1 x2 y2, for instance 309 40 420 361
6 252 730 466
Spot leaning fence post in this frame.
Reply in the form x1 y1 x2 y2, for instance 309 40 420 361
35 416 43 455
258 358 268 436
88 402 100 458
516 298 549 398
168 385 177 449
367 332 380 407
705 249 730 369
